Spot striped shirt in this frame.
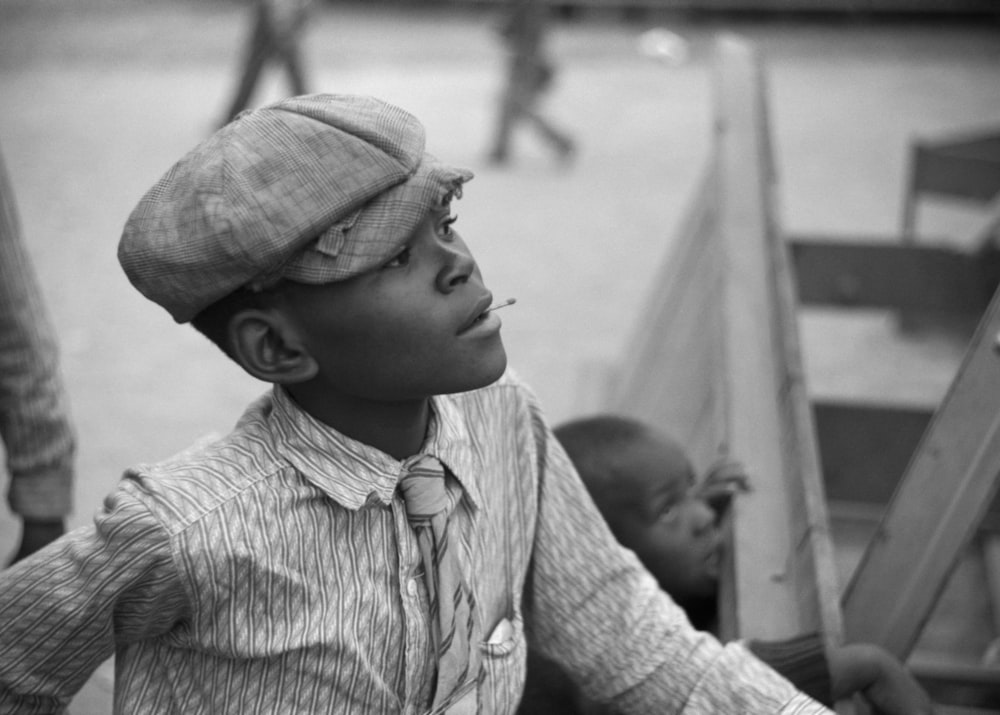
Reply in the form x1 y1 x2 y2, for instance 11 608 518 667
0 145 74 520
0 371 831 714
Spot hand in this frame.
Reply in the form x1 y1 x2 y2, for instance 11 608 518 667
9 518 65 565
829 643 935 715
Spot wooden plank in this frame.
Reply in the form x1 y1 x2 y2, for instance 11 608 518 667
968 194 1000 249
841 283 1000 658
709 38 856 713
709 34 846 656
449 0 1000 12
612 39 849 705
903 129 1000 244
911 149 1000 203
609 34 852 712
788 240 1000 313
910 132 1000 202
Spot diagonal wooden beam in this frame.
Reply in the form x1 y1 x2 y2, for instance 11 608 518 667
842 283 1000 657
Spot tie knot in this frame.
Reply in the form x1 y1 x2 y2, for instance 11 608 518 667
399 455 450 523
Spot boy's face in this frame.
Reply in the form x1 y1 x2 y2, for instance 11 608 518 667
276 206 508 401
611 434 723 603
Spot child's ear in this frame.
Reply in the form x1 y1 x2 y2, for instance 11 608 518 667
228 309 318 384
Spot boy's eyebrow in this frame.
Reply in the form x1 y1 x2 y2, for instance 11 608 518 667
652 482 683 509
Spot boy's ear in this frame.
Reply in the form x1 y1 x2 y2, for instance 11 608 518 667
228 309 318 384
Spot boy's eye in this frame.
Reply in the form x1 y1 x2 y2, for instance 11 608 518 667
653 500 676 522
382 245 411 269
441 214 458 236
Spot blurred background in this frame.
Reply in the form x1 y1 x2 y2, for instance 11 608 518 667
1 0 998 710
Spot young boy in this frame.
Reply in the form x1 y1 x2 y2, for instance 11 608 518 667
517 414 934 715
0 94 833 714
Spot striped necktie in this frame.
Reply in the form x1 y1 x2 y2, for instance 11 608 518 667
399 455 478 714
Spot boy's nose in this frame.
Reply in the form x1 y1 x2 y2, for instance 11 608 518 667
689 499 718 539
435 240 476 292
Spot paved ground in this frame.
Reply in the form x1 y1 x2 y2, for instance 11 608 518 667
0 0 998 709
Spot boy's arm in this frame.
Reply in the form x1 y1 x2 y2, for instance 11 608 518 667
746 634 833 705
521 393 832 714
747 636 936 713
0 144 76 562
828 643 935 714
0 485 189 712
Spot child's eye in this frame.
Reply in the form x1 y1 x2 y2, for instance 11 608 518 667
382 245 411 269
441 214 458 237
653 502 675 522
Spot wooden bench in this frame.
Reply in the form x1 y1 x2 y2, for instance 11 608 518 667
901 127 1000 246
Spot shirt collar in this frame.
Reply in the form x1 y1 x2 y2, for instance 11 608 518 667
268 386 484 512
418 395 484 512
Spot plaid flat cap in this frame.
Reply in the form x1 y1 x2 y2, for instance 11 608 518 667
118 94 473 323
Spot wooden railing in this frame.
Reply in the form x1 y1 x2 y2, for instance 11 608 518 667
604 34 855 713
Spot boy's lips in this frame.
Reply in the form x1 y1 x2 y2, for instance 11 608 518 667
458 294 494 335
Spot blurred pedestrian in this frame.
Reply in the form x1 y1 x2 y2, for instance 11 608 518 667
0 143 75 565
488 0 575 165
220 0 314 126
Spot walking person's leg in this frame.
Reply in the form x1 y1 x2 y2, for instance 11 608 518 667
221 2 273 126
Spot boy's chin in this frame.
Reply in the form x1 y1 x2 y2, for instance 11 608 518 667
481 353 509 384
447 360 508 395
449 351 508 394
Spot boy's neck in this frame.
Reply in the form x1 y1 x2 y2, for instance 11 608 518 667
284 384 431 462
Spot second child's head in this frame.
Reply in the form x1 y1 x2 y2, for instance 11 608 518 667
117 95 508 406
554 415 723 609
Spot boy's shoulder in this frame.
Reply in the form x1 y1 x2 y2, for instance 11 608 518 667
119 392 287 527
